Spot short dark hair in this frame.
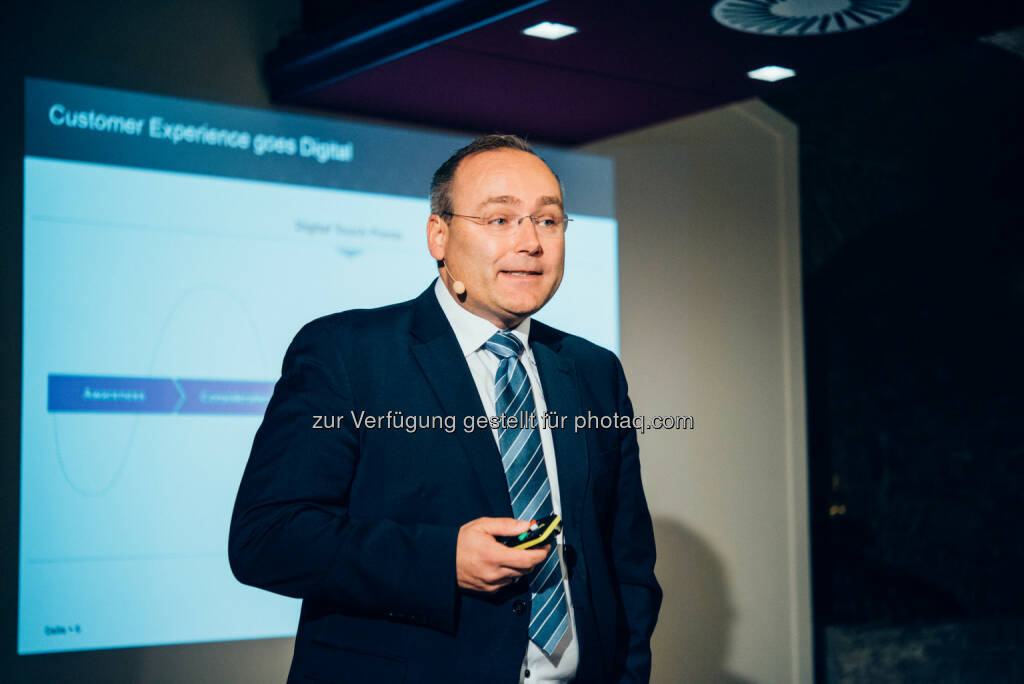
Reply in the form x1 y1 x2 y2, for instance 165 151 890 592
429 134 541 217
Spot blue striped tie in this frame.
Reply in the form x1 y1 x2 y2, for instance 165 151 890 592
484 330 569 655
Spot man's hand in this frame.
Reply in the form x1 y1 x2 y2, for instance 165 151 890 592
456 517 552 593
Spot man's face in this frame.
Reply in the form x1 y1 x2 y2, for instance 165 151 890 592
429 148 565 329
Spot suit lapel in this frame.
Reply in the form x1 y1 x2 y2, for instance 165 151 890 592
530 333 589 537
409 286 513 517
407 285 591 525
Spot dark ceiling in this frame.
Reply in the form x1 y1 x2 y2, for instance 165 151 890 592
265 0 1024 144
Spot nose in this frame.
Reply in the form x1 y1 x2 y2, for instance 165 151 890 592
513 216 542 254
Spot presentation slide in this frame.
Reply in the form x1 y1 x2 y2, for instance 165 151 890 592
19 78 618 654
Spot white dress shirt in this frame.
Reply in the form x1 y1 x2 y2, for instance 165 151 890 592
434 278 579 683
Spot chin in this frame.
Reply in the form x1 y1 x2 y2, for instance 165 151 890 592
494 283 556 318
500 296 548 319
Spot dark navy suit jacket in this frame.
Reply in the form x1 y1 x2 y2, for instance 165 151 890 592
228 283 661 683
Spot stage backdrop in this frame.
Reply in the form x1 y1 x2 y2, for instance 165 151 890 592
19 77 618 655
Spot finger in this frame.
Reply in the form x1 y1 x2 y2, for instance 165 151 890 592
490 575 520 589
476 517 533 536
478 569 522 591
524 544 553 564
498 544 553 571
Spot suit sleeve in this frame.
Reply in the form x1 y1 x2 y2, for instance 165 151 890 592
610 357 663 683
228 320 459 633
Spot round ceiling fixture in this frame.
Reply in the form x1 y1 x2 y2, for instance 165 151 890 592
711 0 911 36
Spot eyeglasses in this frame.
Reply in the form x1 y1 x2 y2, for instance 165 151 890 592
442 211 571 236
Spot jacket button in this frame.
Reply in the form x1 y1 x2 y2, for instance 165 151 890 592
512 600 526 616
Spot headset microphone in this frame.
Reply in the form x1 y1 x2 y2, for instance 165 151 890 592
441 260 466 295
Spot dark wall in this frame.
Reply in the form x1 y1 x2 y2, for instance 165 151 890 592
765 36 1024 678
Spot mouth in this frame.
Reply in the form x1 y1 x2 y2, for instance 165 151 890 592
499 270 542 277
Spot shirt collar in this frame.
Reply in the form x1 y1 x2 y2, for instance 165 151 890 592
433 277 531 358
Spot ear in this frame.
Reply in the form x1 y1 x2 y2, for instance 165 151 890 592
427 214 448 261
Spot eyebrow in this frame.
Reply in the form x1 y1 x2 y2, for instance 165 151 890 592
479 195 521 209
536 195 564 210
478 195 564 210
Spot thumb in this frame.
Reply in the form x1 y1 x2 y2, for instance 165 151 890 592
477 517 533 536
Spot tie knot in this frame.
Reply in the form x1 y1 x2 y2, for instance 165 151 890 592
484 330 524 359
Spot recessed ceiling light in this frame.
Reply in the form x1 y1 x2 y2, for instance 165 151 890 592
522 21 578 40
747 65 797 82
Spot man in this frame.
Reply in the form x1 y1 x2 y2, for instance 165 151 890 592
229 135 661 683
